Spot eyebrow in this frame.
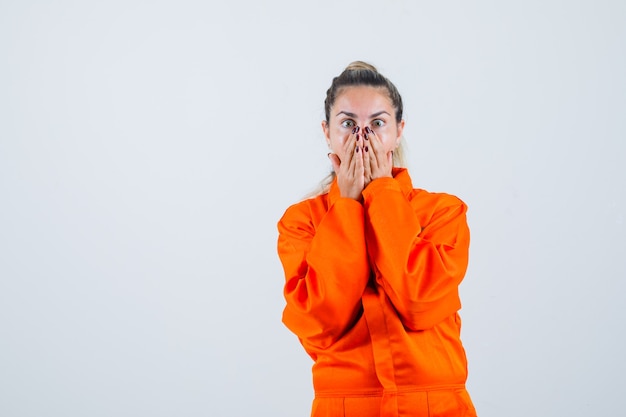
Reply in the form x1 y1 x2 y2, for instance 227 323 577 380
335 110 391 118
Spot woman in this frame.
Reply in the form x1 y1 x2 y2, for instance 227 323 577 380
277 61 477 417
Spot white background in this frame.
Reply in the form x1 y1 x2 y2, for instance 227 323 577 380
1 1 624 416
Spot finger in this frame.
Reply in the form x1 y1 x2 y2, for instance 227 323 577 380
344 137 357 175
354 141 364 178
363 137 372 182
370 127 391 170
365 126 393 179
366 126 383 156
328 153 341 173
345 126 360 151
348 136 362 177
364 128 378 167
343 126 360 168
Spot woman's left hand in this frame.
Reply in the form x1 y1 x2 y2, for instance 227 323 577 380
363 126 393 187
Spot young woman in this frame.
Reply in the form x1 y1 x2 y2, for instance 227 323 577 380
277 61 477 417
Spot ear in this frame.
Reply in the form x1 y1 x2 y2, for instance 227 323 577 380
321 120 331 148
395 119 405 148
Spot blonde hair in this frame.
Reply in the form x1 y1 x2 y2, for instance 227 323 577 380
311 61 407 197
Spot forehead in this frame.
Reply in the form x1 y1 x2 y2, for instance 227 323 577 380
332 86 394 116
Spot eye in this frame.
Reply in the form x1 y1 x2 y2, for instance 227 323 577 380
341 119 356 128
372 119 385 128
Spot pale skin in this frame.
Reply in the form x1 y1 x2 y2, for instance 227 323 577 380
323 86 405 200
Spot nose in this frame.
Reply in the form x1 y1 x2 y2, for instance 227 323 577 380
355 123 372 133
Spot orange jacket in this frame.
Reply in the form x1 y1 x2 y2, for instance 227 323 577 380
277 168 474 416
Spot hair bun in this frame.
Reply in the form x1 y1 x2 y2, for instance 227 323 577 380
345 61 378 73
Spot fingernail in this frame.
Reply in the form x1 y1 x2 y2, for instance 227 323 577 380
365 146 369 152
356 134 360 141
356 126 360 133
356 146 360 153
364 134 369 141
365 126 371 134
352 127 357 134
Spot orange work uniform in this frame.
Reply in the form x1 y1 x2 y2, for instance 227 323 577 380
277 168 477 417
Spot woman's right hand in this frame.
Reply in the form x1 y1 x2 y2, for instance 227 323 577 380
328 126 365 201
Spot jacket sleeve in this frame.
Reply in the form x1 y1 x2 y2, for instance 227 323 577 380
362 178 470 331
277 198 370 350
